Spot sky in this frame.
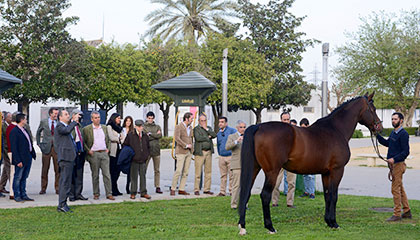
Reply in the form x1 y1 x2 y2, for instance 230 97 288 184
63 0 420 84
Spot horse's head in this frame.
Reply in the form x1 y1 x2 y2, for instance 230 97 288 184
358 92 383 135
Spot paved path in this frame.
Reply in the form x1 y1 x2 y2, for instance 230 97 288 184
1 136 419 209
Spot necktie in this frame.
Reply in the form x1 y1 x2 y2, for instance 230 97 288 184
51 121 55 136
76 126 83 152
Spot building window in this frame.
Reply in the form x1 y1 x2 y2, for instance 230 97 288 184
303 107 314 113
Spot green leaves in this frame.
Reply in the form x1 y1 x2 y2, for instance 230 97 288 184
335 10 420 126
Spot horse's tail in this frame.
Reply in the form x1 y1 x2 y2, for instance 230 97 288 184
238 124 259 228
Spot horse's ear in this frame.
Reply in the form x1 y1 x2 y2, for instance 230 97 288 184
368 91 375 101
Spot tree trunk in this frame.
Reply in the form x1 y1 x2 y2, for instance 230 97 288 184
18 99 30 123
211 102 222 132
159 102 171 137
116 102 124 117
251 108 263 124
404 79 420 127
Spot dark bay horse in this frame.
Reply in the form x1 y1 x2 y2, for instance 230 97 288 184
238 92 383 235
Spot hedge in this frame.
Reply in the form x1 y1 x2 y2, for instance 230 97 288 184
380 127 418 136
160 136 173 149
352 129 364 138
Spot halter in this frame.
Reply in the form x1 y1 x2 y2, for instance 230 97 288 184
364 96 393 181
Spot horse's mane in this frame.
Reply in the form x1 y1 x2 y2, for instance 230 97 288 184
317 96 363 122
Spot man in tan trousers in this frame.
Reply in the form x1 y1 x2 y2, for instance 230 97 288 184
171 112 194 196
225 120 246 209
193 114 217 195
272 112 297 208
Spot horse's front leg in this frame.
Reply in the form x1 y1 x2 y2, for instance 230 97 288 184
321 167 344 229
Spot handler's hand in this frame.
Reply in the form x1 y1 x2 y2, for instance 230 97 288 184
17 162 23 168
387 158 394 164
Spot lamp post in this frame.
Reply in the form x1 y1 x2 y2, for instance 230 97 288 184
222 48 228 117
322 43 329 117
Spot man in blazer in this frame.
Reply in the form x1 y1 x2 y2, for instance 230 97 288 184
0 112 12 194
193 114 217 195
69 110 88 201
54 109 79 212
82 111 114 200
36 107 59 194
10 113 36 202
225 120 246 209
171 112 194 196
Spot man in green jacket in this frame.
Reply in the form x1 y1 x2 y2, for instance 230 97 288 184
193 114 217 195
82 111 114 201
144 111 163 194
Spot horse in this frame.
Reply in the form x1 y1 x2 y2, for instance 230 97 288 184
238 92 383 235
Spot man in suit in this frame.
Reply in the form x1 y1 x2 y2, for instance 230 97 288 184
69 110 88 202
225 120 246 209
171 112 194 196
82 111 114 200
36 107 59 195
10 113 36 202
54 109 80 212
0 112 12 194
193 114 217 195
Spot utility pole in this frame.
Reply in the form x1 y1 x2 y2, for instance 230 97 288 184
322 43 329 117
222 48 228 117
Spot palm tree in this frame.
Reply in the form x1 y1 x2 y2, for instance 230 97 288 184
145 0 237 43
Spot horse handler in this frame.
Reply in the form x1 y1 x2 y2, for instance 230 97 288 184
377 112 411 221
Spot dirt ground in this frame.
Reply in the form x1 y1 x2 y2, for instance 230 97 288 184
349 142 420 169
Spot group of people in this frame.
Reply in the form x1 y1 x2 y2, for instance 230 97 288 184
0 108 412 221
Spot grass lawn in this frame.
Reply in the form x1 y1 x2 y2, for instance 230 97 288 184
0 194 418 239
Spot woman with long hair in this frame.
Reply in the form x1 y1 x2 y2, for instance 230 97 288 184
107 113 123 196
121 116 134 194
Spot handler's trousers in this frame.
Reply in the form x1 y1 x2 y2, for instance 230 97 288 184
272 169 296 206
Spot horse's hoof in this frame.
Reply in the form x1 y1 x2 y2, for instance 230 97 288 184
268 230 277 234
238 225 247 236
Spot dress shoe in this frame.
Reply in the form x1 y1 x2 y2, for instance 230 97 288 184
22 196 34 201
130 194 136 199
287 205 296 209
178 190 190 195
170 190 175 196
194 191 200 196
141 194 151 199
272 204 279 207
0 189 10 194
69 198 76 202
76 195 88 201
0 192 5 198
217 193 225 197
156 187 163 194
402 210 412 219
57 206 73 213
386 215 402 222
14 197 25 202
9 196 14 200
203 191 214 195
106 196 115 200
93 195 100 200
39 190 46 195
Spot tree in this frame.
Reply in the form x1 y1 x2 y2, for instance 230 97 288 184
82 43 153 118
237 0 316 122
335 10 420 127
0 0 80 120
145 0 237 43
143 38 203 136
200 33 274 129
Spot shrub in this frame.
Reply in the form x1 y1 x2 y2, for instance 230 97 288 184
380 127 417 136
160 136 173 149
352 129 364 138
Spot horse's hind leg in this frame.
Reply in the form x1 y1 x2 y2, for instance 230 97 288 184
260 173 277 234
321 167 344 228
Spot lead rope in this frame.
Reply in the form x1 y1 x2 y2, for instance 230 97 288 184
370 132 393 181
